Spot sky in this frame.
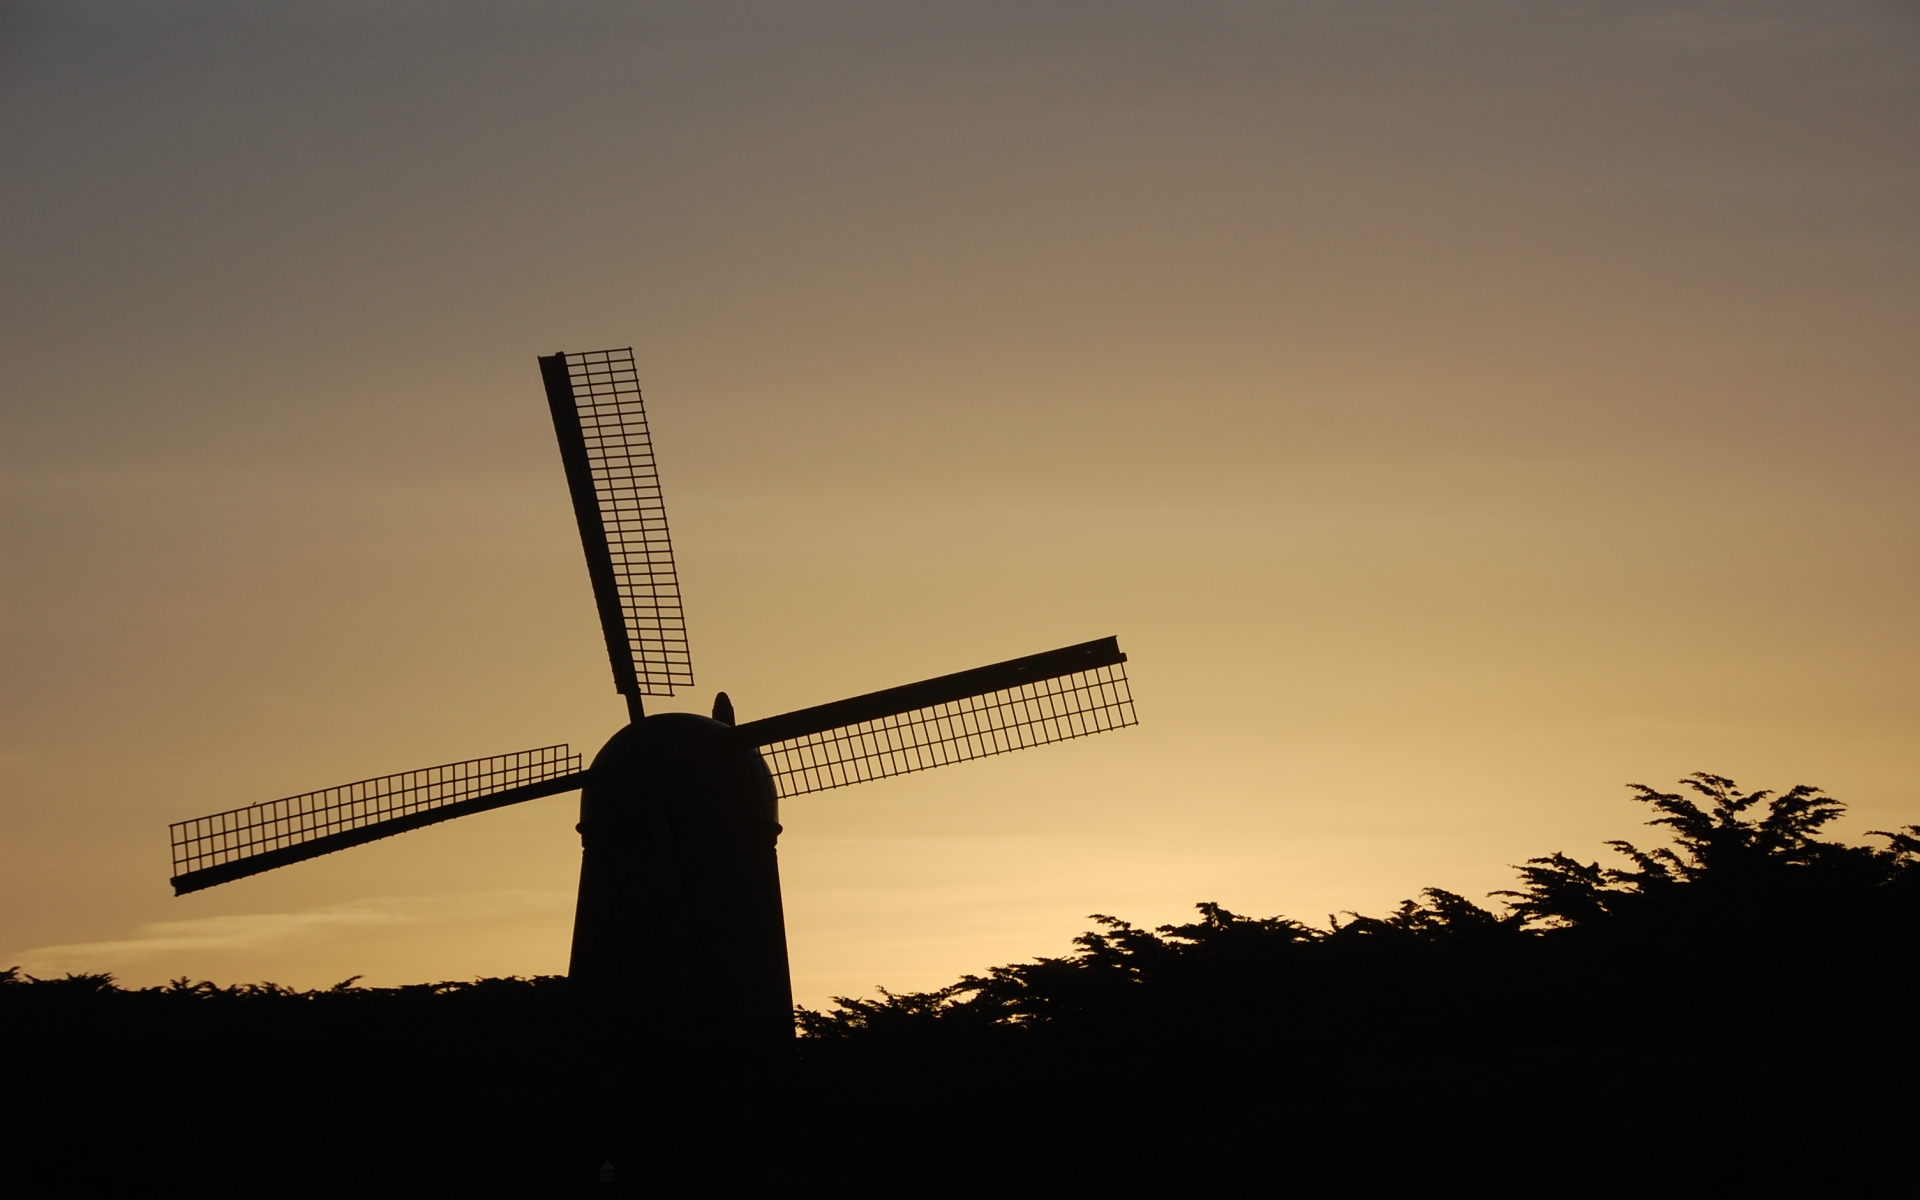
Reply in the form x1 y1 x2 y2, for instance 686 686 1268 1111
2 0 1916 1007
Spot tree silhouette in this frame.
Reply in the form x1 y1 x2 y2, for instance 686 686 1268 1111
788 774 1918 1188
1501 773 1915 923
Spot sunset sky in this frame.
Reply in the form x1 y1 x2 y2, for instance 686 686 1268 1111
3 1 1915 1007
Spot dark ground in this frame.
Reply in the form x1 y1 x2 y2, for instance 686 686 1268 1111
7 775 1914 1193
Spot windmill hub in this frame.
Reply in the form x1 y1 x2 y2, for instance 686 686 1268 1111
577 714 779 842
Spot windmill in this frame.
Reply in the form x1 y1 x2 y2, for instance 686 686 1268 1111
165 347 1137 1051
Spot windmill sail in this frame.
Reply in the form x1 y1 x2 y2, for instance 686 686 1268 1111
169 746 586 894
736 637 1136 799
539 348 692 722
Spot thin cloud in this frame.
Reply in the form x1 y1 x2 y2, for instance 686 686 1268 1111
4 891 569 979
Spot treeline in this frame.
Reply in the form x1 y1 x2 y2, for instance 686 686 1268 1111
6 775 1916 1190
789 775 1919 1187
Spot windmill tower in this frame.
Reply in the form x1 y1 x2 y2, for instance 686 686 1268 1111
166 347 1138 1052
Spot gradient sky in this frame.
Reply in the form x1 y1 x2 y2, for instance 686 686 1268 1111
3 0 1916 1006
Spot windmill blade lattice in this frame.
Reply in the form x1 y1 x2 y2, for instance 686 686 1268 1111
540 348 692 711
737 637 1136 799
169 746 586 895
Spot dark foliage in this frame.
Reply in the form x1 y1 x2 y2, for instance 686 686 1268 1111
6 775 1915 1191
2 971 585 1189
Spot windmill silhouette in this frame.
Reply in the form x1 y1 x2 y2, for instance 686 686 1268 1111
166 347 1137 1048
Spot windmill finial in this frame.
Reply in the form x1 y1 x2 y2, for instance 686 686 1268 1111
712 692 735 726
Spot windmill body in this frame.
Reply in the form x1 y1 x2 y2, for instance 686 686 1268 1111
571 713 792 1054
165 347 1138 1055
